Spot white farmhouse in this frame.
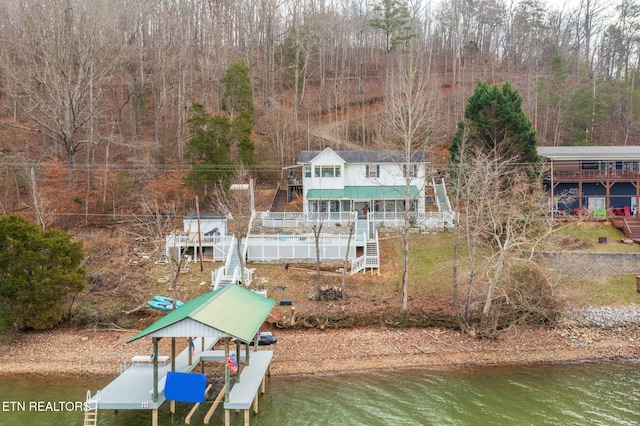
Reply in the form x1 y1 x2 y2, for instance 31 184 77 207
296 148 431 218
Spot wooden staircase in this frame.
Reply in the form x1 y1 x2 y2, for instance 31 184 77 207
610 215 640 243
270 188 288 212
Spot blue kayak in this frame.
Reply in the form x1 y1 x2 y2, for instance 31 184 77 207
154 296 184 307
148 296 184 311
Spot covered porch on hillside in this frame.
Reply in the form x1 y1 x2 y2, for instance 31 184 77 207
306 185 422 218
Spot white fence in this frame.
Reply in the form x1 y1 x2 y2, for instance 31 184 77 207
260 211 357 228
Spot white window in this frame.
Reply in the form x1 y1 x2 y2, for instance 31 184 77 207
304 165 311 178
366 164 380 178
315 165 341 177
404 164 418 178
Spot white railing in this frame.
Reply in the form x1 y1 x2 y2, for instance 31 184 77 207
224 235 236 275
230 266 241 285
165 234 232 262
212 266 224 289
351 255 366 273
85 390 98 410
242 214 254 263
434 178 453 213
260 211 358 228
166 233 228 247
367 211 455 229
260 210 454 231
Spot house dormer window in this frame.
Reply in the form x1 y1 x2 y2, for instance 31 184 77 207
366 164 380 178
314 165 341 177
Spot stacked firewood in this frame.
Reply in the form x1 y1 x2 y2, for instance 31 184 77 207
318 286 343 300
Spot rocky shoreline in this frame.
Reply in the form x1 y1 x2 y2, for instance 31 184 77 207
562 305 640 328
0 307 638 378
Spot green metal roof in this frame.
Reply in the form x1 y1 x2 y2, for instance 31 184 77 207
127 285 276 344
306 185 420 200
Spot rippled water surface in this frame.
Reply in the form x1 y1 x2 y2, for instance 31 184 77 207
1 361 639 425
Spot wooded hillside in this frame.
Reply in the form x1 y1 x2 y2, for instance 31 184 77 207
0 0 637 229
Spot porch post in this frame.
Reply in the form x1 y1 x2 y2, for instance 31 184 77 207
235 340 241 383
224 338 230 402
550 159 554 219
152 337 159 403
636 167 640 216
604 181 613 211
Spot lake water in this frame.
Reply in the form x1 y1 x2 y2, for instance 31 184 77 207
0 361 639 425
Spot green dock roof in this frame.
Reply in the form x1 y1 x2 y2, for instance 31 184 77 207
128 285 275 344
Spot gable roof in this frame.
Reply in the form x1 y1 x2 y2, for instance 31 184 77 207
538 146 640 161
297 149 430 164
127 285 275 343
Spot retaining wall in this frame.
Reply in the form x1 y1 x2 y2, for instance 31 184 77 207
540 252 640 278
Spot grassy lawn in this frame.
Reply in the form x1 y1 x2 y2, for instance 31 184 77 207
551 221 640 253
404 232 457 298
557 275 640 307
544 222 640 304
399 224 640 307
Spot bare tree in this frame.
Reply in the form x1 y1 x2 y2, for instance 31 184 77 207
381 50 437 312
452 146 553 336
0 0 123 179
311 218 324 300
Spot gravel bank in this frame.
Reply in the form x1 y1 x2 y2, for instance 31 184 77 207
0 309 638 378
562 306 640 328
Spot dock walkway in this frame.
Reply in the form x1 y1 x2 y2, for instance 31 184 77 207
224 351 272 410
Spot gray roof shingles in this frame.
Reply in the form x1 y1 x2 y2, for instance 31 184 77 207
297 149 430 164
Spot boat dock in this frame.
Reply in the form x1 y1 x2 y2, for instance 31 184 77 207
88 337 220 411
87 340 274 425
85 286 277 426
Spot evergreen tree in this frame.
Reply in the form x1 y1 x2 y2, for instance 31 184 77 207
450 82 539 166
536 55 569 146
368 0 414 52
222 60 256 165
566 80 609 146
0 215 85 332
185 103 233 195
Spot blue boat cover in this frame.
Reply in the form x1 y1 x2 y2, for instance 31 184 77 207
165 372 207 403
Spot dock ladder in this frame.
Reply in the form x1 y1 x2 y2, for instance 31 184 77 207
83 390 98 426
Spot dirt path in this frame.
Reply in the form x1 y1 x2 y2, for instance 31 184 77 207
308 117 363 151
0 325 638 377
